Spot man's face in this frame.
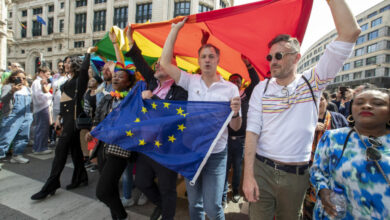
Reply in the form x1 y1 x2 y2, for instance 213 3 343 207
198 47 219 75
154 59 170 81
102 63 113 82
58 62 64 73
11 63 19 71
268 42 299 80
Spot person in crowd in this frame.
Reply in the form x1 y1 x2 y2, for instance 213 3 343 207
96 61 114 105
31 66 53 154
31 47 96 200
242 0 360 219
160 18 242 220
0 70 33 163
310 88 390 219
334 87 353 118
302 91 348 219
222 56 260 208
90 62 139 220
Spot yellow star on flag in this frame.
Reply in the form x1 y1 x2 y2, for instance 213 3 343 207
155 140 162 148
176 107 184 115
138 139 146 146
168 135 176 143
178 124 186 132
181 113 188 118
151 102 157 110
163 102 170 109
141 107 148 114
126 130 134 137
134 118 140 122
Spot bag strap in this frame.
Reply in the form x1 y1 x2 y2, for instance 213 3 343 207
335 128 355 167
263 78 271 94
301 75 318 112
74 79 78 121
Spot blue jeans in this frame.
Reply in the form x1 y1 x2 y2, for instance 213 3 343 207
223 136 244 201
122 162 134 199
185 147 227 220
33 107 50 152
0 94 33 158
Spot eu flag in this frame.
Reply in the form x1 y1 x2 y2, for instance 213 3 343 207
91 81 233 184
37 15 46 25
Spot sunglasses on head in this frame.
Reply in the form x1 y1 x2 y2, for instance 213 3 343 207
266 51 297 62
366 137 382 161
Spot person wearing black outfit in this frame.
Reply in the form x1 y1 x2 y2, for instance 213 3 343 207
123 25 188 220
31 47 96 200
222 56 260 206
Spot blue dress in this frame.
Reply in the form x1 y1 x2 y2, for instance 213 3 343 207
310 127 390 220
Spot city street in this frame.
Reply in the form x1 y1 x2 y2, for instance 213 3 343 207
0 145 249 220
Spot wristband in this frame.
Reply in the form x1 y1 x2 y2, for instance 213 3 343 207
232 113 239 118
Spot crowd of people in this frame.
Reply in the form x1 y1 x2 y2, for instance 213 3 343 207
0 0 389 219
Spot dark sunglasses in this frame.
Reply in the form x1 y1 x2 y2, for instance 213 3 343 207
366 137 382 161
266 51 297 62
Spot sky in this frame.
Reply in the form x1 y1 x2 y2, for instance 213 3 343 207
234 0 384 54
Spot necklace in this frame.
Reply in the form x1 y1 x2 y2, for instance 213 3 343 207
110 90 129 99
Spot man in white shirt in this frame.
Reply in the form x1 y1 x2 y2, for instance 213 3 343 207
160 18 241 220
31 67 53 154
242 0 361 219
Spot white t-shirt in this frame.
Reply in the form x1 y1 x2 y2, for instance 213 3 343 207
246 41 354 163
31 76 52 113
178 71 240 154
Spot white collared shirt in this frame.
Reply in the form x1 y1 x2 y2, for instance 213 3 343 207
32 76 52 113
178 70 240 153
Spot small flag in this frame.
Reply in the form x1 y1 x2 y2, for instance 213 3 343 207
37 15 46 25
20 22 26 29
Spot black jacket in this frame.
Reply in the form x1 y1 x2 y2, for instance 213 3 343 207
125 43 187 101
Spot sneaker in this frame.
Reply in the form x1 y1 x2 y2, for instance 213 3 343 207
137 193 148 206
121 197 135 208
10 155 29 164
232 193 241 203
84 160 93 168
150 206 162 220
33 149 52 155
222 200 227 209
88 164 98 173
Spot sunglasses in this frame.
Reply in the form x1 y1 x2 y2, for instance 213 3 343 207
266 51 297 62
366 137 382 161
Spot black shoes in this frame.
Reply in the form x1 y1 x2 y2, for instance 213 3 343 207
65 179 88 190
31 188 58 200
150 206 162 220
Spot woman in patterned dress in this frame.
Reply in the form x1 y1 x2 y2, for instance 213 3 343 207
310 88 390 219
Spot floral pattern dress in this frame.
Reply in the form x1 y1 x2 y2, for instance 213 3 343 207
310 127 390 220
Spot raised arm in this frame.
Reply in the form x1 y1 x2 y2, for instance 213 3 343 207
242 55 260 98
329 0 360 43
160 17 187 84
109 31 125 64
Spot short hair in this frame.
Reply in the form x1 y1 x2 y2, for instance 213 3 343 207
229 73 242 81
38 66 51 73
268 34 300 53
198 44 220 57
322 91 330 102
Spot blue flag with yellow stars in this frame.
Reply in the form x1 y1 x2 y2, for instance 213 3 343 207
91 81 233 184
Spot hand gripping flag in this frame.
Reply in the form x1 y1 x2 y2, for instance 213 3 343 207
91 81 233 185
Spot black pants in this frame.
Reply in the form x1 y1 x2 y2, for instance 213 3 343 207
135 153 177 220
96 154 128 219
42 110 87 192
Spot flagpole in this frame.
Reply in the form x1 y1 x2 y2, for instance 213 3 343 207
189 111 234 186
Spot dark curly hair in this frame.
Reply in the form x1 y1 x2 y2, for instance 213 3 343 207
64 55 83 77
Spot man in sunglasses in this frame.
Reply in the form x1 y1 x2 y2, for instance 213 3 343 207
243 0 361 219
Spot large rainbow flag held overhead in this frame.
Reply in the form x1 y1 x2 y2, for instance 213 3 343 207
95 0 313 82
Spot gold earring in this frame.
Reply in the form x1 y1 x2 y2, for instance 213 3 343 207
347 115 354 123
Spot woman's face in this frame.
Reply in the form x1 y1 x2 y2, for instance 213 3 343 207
13 73 26 85
352 90 390 128
112 71 132 91
64 58 72 73
88 78 98 89
319 95 328 115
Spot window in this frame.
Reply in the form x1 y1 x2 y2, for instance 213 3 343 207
342 63 350 71
366 56 376 65
387 41 390 49
93 10 106 32
21 22 27 38
9 12 12 18
371 17 382 27
199 4 213 13
368 30 379 40
136 3 152 23
357 18 363 23
95 0 106 3
59 44 62 50
60 2 64 9
220 1 226 8
93 39 100 45
114 7 128 28
360 24 368 31
22 10 27 17
385 68 389 77
367 43 377 53
48 17 54 34
354 59 363 68
74 41 85 48
367 11 377 19
356 35 365 45
387 55 390 63
174 1 190 17
59 19 64 32
33 8 42 15
32 20 42 36
342 74 349 81
48 47 52 52
380 5 390 13
21 50 25 54
76 0 87 7
353 71 362 79
365 69 375 77
48 5 54 12
75 13 86 34
334 76 340 83
355 48 364 56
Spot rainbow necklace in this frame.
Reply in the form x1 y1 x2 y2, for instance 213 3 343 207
110 90 129 99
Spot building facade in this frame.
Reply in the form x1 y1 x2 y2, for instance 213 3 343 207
298 0 390 91
6 0 233 76
1 0 13 71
